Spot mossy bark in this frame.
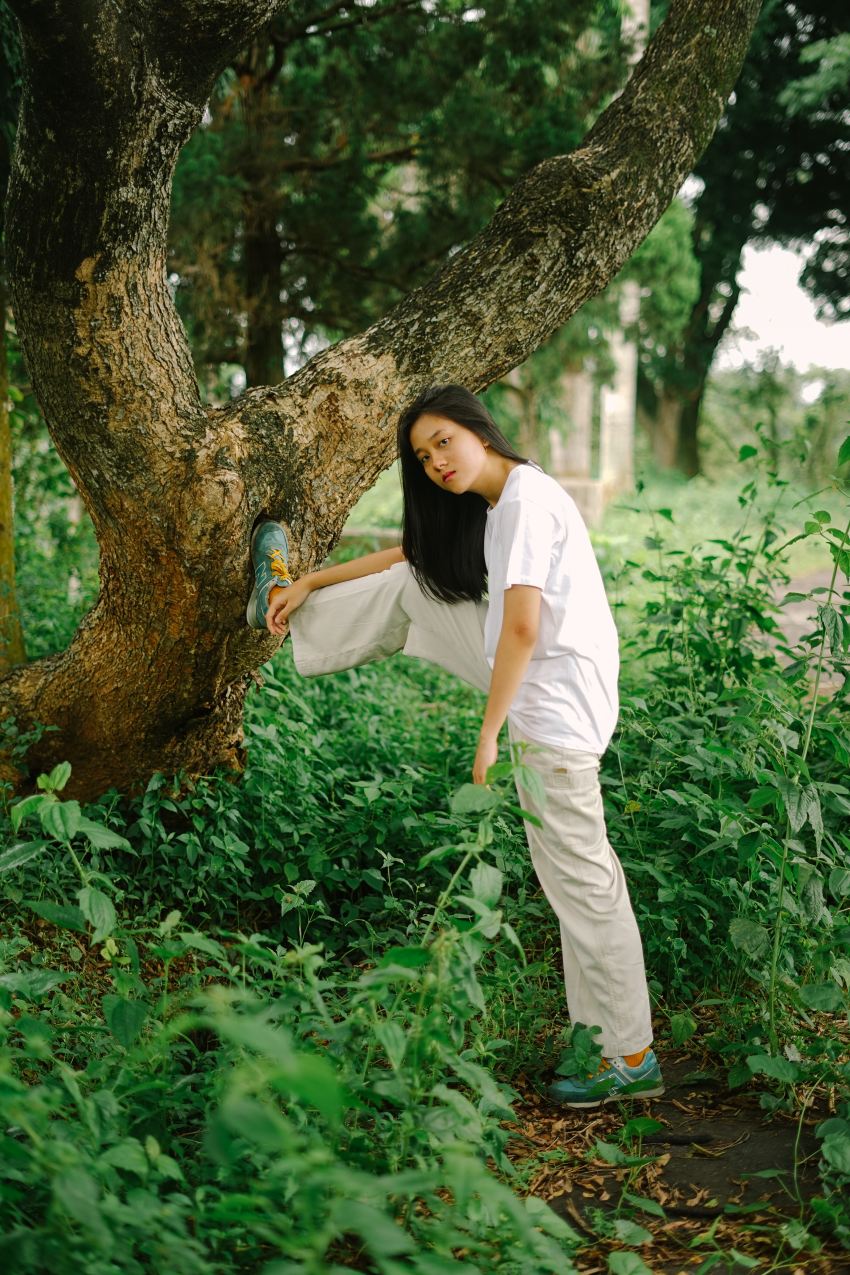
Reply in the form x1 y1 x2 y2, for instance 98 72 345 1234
0 266 26 673
1 0 762 799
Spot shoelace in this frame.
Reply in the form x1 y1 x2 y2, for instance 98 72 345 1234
269 548 291 582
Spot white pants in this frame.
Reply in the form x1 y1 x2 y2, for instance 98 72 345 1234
290 561 652 1056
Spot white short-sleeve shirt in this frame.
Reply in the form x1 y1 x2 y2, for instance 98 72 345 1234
483 463 619 754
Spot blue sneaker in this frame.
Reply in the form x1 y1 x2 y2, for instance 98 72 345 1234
247 520 292 630
548 1049 664 1109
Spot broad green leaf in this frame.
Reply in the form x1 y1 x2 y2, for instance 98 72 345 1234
608 1252 654 1275
334 1200 415 1258
77 816 132 851
0 967 71 998
818 603 842 654
613 1218 653 1245
670 1012 697 1045
450 783 498 816
622 1117 663 1139
523 1194 581 1241
829 867 850 899
746 1054 800 1083
738 445 758 461
281 1053 348 1123
469 862 503 908
837 434 850 468
24 898 87 932
820 1141 850 1182
0 840 49 873
729 917 769 960
622 1191 666 1219
103 995 148 1047
10 793 48 833
374 1020 407 1070
53 1168 102 1232
78 886 116 942
100 1138 149 1176
41 799 82 843
177 931 225 959
798 982 843 1013
43 761 72 792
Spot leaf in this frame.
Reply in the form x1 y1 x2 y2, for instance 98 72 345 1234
821 1131 850 1176
43 761 72 792
469 862 503 908
450 783 498 816
798 983 843 1013
24 898 87 932
622 1191 666 1219
374 1020 407 1070
78 886 116 942
608 1253 654 1275
838 434 850 468
40 799 82 843
100 1138 149 1176
829 867 850 899
77 816 132 851
0 967 71 998
613 1218 653 1245
53 1168 103 1232
0 840 49 873
738 444 758 461
103 995 148 1047
177 931 225 959
729 917 769 960
818 603 843 655
670 1012 697 1045
335 1201 415 1259
622 1117 663 1139
746 1054 800 1083
10 793 48 833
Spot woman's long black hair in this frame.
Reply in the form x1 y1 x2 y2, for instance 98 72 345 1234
397 384 527 603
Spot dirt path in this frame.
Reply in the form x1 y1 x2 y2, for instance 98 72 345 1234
509 1051 850 1273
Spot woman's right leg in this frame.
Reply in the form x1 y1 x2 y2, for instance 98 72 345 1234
289 561 491 693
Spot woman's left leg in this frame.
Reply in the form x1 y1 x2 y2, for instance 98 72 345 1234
511 735 653 1059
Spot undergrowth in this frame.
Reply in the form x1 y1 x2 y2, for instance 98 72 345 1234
0 439 848 1270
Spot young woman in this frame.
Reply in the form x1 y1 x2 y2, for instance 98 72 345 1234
246 384 662 1108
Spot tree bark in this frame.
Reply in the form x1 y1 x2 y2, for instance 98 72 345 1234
646 388 683 470
0 264 26 673
1 0 762 799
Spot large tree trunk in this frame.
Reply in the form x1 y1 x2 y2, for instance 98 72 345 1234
0 264 26 673
1 0 761 799
647 388 683 469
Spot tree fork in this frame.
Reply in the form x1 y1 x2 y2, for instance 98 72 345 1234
1 0 761 799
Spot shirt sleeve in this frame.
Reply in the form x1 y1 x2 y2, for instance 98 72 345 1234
495 498 561 590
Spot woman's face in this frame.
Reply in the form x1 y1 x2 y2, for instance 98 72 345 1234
408 413 490 496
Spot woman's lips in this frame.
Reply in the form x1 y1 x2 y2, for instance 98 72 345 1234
442 471 456 484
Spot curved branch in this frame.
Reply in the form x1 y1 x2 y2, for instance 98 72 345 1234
230 0 761 541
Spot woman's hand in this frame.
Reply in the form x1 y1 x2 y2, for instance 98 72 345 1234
473 730 499 785
267 578 313 634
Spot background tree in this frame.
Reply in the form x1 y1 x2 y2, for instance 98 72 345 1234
0 0 760 799
168 0 628 390
639 0 849 476
0 5 25 672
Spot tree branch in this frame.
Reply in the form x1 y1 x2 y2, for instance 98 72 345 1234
226 0 762 541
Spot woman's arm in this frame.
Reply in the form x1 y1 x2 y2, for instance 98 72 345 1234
473 584 541 784
266 545 404 634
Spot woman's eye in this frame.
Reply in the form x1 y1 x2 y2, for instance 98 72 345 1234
439 438 449 447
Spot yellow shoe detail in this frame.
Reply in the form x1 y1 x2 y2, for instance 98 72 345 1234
269 548 291 582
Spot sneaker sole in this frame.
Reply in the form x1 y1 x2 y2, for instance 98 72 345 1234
557 1082 666 1110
